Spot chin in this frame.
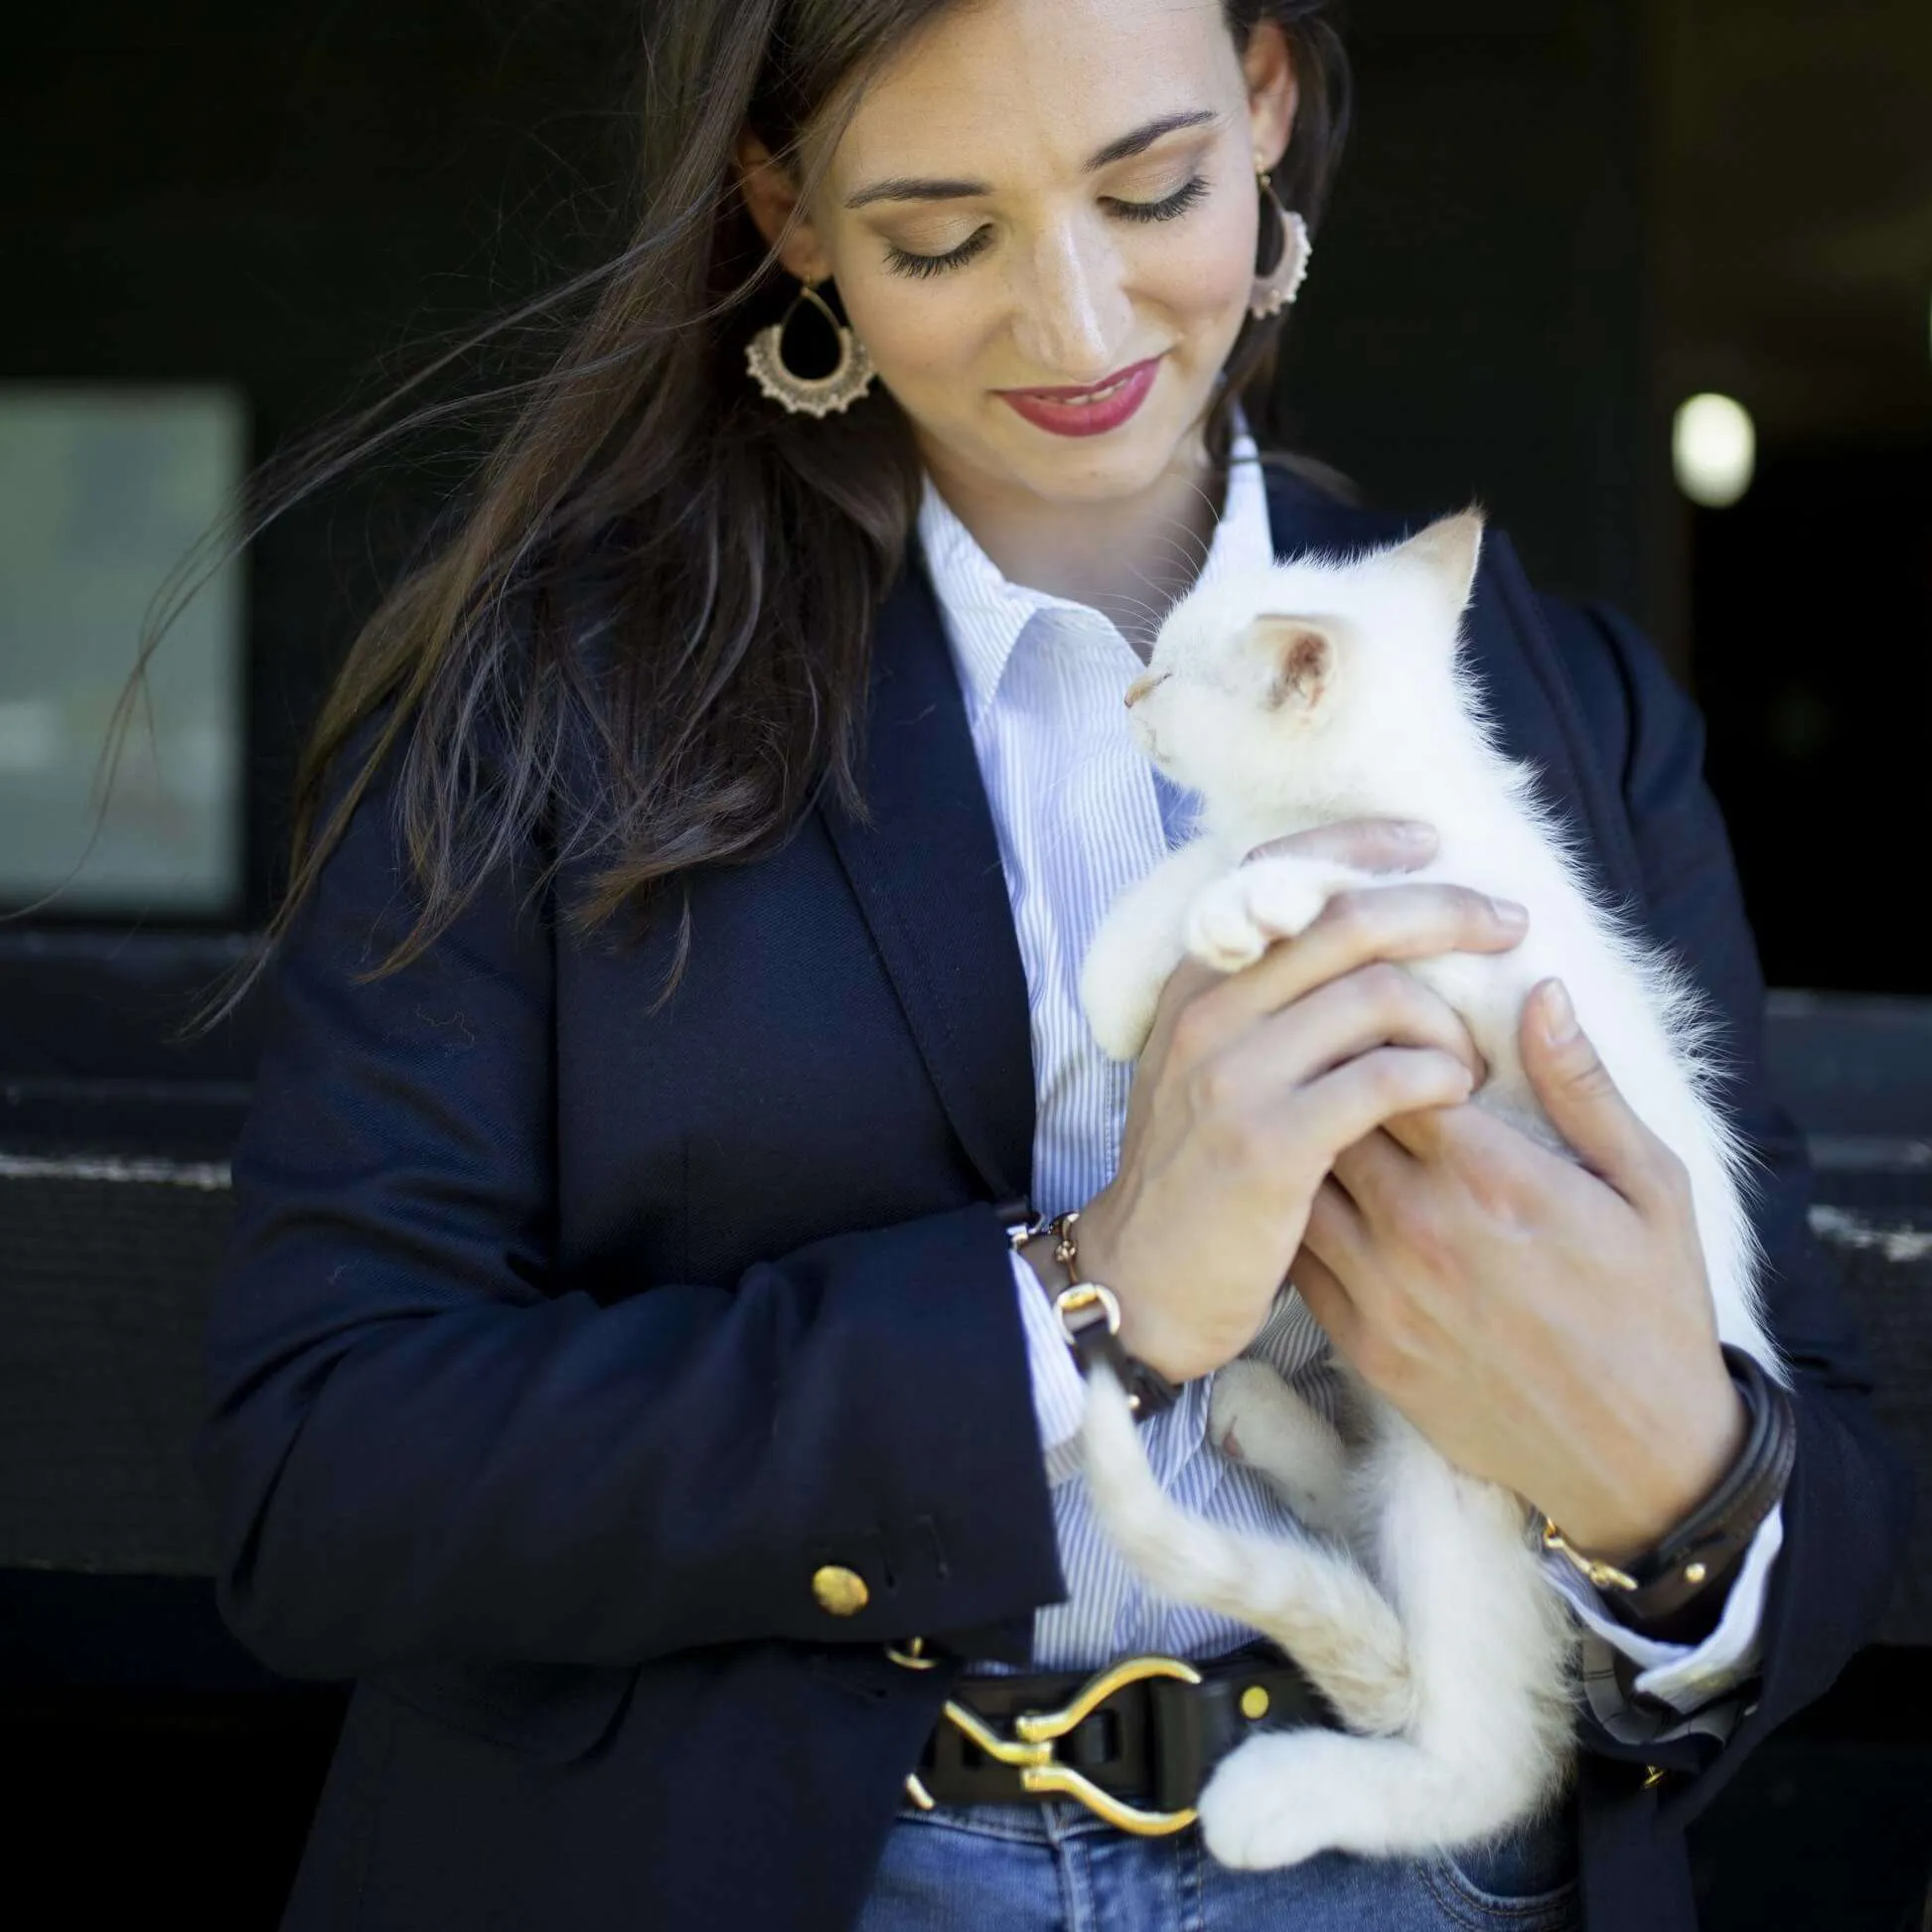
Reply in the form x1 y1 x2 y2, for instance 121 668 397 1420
985 386 1215 498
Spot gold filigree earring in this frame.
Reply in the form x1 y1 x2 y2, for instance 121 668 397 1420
1249 167 1313 318
745 274 877 417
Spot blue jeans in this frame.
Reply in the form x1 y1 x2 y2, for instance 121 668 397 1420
853 1795 1580 1932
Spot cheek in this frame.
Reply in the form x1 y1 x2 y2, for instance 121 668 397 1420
1137 182 1260 338
834 263 992 400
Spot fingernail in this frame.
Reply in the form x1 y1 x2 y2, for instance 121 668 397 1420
1542 978 1578 1044
1489 896 1529 930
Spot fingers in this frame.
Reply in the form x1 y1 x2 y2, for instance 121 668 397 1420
1138 953 1228 1076
1209 883 1527 1042
1169 885 1522 1077
1303 1175 1370 1274
1520 978 1681 1208
1329 1127 1414 1216
1273 1044 1476 1172
1287 1246 1364 1358
1244 818 1438 876
1222 962 1486 1095
1144 853 1518 1087
1378 1102 1460 1162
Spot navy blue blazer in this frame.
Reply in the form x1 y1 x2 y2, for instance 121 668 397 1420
195 472 1911 1932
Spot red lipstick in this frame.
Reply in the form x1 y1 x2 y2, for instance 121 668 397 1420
996 356 1161 438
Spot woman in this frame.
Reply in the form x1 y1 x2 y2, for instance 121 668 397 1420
191 1 1909 1929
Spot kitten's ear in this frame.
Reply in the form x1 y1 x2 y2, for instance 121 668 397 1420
1398 509 1486 618
1250 618 1335 712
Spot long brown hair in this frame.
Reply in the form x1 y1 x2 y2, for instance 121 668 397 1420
163 0 1351 1030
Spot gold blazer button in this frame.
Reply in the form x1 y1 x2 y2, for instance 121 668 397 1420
812 1565 870 1616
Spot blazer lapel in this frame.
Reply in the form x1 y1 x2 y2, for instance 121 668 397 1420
820 557 1037 1219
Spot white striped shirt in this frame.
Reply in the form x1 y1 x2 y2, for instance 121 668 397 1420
918 437 1341 1674
916 432 1779 1720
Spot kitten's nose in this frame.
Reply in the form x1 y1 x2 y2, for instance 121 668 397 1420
1124 671 1168 707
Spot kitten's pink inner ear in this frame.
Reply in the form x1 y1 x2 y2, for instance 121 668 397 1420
1401 509 1486 614
1254 620 1333 710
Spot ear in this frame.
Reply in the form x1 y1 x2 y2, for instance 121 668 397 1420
1241 20 1300 174
1250 618 1335 713
1398 509 1486 618
734 129 831 282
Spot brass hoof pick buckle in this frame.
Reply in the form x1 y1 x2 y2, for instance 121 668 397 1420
939 1653 1205 1837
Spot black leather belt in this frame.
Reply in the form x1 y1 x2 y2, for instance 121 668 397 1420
907 1645 1340 1835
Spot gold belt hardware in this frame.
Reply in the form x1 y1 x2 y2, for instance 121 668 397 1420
892 1647 1206 1837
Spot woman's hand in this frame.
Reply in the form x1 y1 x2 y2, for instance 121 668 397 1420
1072 819 1531 1386
1296 977 1748 1564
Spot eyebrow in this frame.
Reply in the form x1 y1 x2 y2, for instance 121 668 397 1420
842 109 1220 210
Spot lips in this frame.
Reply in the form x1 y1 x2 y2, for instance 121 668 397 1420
996 356 1162 438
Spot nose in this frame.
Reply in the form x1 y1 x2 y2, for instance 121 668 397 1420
1012 219 1132 379
1124 671 1168 707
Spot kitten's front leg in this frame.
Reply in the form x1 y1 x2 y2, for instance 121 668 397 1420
1184 854 1363 973
1080 839 1228 1061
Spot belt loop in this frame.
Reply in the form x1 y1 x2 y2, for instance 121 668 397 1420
1147 1676 1211 1815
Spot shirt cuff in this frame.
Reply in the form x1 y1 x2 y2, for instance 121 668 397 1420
1542 1501 1784 1713
1011 1250 1088 1483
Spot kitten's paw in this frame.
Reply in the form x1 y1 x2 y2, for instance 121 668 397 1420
1209 1359 1288 1459
1183 860 1347 973
1184 872 1273 971
1198 1732 1353 1870
1240 861 1343 944
1210 1361 1350 1533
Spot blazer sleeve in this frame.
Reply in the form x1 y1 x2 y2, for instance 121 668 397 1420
1543 597 1916 1824
192 713 1065 1685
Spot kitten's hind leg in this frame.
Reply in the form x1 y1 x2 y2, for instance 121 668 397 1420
1210 1359 1352 1537
1198 1725 1556 1872
1184 855 1360 972
1199 1419 1580 1869
1081 1368 1414 1737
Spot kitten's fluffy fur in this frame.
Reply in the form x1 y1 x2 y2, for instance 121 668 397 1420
1075 513 1783 1871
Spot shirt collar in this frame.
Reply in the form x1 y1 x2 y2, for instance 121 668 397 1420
917 420 1274 725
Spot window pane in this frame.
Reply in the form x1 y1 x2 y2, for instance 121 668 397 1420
0 385 246 914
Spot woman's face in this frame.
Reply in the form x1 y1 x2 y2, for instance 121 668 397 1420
745 0 1298 507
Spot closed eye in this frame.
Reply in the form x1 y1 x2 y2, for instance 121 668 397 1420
884 173 1213 279
885 227 996 279
1106 174 1210 225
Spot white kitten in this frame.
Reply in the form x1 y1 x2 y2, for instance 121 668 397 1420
1075 512 1783 1871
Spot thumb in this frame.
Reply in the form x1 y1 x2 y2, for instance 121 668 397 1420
1520 978 1658 1199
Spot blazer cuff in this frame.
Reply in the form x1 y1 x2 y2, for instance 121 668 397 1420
1544 1501 1784 1712
1011 1250 1088 1485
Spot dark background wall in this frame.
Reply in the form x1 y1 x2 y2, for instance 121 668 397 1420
2 0 639 919
3 3 1930 1928
1286 0 1655 626
1653 0 1932 994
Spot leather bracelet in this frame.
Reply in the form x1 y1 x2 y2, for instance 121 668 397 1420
1006 1210 1180 1420
1541 1343 1795 1623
